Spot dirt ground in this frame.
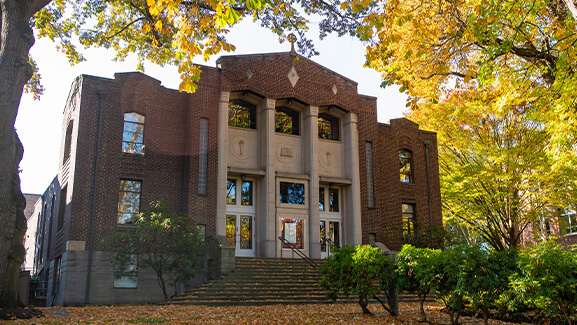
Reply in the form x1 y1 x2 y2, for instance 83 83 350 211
0 301 530 324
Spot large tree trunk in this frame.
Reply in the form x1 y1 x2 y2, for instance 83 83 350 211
0 0 50 308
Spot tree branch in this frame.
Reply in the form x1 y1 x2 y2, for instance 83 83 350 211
106 17 146 40
421 71 469 80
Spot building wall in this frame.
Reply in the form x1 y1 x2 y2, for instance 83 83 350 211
36 52 442 305
22 194 41 272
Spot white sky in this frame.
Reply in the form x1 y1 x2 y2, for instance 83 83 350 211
15 19 408 195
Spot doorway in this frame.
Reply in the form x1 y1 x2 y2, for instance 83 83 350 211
226 214 255 257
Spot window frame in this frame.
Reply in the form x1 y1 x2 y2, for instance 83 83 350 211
399 149 413 183
113 254 138 288
279 181 306 205
318 113 340 140
117 180 142 224
122 113 145 155
402 203 415 237
228 99 257 129
275 106 300 135
280 218 304 249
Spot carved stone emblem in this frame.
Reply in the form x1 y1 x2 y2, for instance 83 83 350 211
319 148 335 169
276 144 295 164
246 68 253 80
332 84 338 95
231 136 252 160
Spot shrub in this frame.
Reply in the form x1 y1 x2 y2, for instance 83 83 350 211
319 245 397 315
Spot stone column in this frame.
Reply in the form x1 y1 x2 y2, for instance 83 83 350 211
343 113 363 246
215 91 230 236
303 106 320 258
257 98 277 257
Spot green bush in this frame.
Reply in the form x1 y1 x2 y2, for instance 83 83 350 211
396 244 441 322
318 245 397 315
511 240 577 325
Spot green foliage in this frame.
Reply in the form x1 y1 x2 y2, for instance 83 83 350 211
318 245 397 315
511 240 577 324
102 200 207 301
395 244 441 321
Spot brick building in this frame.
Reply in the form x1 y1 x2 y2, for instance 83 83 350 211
32 52 442 306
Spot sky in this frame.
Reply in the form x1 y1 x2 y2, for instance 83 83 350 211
15 19 408 195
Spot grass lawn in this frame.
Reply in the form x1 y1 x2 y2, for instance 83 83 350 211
0 301 527 324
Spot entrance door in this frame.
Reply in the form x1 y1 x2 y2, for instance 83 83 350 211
319 186 342 259
320 220 340 259
226 214 255 257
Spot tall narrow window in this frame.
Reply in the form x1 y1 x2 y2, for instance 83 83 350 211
329 188 339 212
63 122 73 164
57 186 67 232
399 149 413 183
275 106 299 135
366 142 374 207
118 180 142 224
198 118 209 195
227 179 236 205
402 203 415 237
319 188 325 211
228 100 256 129
241 180 253 206
123 113 145 154
318 113 339 140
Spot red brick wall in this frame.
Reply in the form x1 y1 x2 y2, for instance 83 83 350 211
60 53 442 256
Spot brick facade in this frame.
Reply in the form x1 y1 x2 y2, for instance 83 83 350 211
32 52 442 305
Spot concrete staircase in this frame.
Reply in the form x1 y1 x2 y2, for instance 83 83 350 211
171 257 357 306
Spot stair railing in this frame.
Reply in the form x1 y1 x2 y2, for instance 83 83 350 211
325 237 340 250
278 236 320 270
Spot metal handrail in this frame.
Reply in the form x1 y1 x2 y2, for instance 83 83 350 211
325 237 340 250
278 236 319 270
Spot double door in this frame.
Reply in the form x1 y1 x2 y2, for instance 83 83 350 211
226 214 255 257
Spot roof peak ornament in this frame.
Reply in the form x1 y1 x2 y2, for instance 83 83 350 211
287 33 297 56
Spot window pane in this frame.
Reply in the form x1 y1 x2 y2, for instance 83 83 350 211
241 181 253 206
400 150 412 183
275 107 299 135
279 182 305 204
318 113 339 140
319 188 325 211
226 215 236 245
240 216 252 249
198 118 209 195
123 113 144 154
402 203 415 236
329 188 339 212
281 218 303 249
114 254 138 288
118 180 141 224
228 100 256 129
320 220 326 252
124 113 145 123
227 179 236 205
366 142 374 208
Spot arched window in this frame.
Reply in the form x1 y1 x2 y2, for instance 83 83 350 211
399 149 413 183
318 113 339 140
228 100 256 129
123 113 145 154
275 106 299 135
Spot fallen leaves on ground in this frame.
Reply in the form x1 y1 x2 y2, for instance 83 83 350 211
0 302 529 324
